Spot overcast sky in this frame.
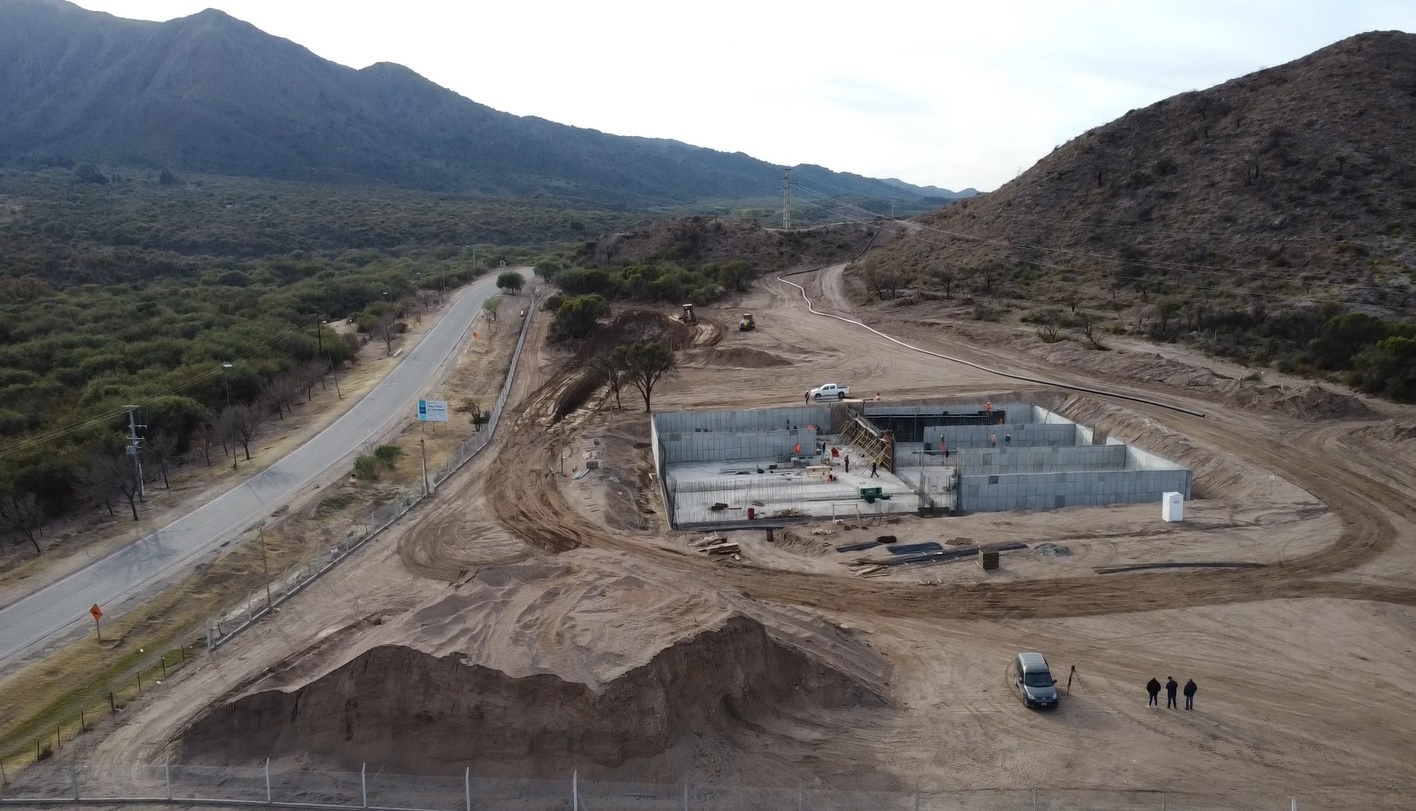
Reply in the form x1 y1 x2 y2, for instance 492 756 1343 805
73 0 1416 192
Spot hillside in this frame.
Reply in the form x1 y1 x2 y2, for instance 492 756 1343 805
0 0 969 207
857 31 1416 320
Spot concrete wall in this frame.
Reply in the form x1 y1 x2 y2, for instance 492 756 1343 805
955 444 1129 475
654 406 834 435
922 423 1078 449
661 428 818 464
958 469 1194 512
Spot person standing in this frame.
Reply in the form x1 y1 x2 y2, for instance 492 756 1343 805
1146 677 1161 708
844 454 850 473
804 391 810 406
869 460 879 478
1165 677 1179 709
1183 679 1197 710
989 433 997 448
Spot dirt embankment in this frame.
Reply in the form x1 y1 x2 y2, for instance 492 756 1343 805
178 613 884 777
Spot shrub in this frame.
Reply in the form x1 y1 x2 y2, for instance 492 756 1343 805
353 454 382 481
372 444 403 465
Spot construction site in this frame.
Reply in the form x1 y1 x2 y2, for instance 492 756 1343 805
4 264 1416 811
654 401 1192 528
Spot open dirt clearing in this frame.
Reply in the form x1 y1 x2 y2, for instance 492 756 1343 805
24 266 1416 810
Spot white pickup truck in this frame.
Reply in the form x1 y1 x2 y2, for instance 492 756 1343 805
809 383 850 401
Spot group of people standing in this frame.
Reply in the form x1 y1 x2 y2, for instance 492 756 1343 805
1146 676 1198 710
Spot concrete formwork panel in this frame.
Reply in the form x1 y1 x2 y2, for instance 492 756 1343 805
922 423 1078 450
958 468 1193 512
660 428 817 464
956 444 1129 475
654 406 834 435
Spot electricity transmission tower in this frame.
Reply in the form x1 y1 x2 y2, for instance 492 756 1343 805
782 167 792 231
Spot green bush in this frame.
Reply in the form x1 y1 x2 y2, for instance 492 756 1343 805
372 444 403 464
353 454 382 481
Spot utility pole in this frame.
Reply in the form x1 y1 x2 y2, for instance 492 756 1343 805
419 437 429 496
222 363 237 471
782 167 792 231
123 405 145 500
257 526 273 611
314 315 323 358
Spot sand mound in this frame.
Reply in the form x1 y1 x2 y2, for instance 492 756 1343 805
681 347 791 369
179 614 883 776
177 557 889 779
1218 381 1371 420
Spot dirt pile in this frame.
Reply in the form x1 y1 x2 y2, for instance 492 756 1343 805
177 558 888 779
1217 380 1372 421
681 346 790 369
180 614 883 776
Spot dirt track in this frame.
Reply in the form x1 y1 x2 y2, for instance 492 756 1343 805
46 265 1416 807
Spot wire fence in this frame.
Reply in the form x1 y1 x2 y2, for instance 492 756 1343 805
0 761 1307 811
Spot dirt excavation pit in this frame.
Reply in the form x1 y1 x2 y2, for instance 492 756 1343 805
177 560 889 780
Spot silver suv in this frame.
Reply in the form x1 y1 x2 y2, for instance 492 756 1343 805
1011 652 1059 709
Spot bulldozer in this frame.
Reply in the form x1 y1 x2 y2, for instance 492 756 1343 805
738 313 756 331
680 303 696 324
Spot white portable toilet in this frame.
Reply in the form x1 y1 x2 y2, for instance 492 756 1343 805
1161 491 1184 522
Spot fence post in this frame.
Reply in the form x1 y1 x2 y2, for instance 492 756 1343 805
1033 789 1038 810
914 783 920 811
1162 791 1167 810
465 766 471 811
266 757 272 805
361 762 367 808
572 770 578 811
165 754 171 800
798 781 803 811
79 709 85 732
684 782 689 811
70 759 78 800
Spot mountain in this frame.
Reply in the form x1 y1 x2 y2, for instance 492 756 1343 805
879 178 977 199
856 31 1416 318
0 0 954 206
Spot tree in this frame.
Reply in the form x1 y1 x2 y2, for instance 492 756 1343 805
374 309 399 357
261 374 303 420
297 360 327 401
455 398 489 431
934 269 957 299
0 491 45 554
1034 309 1062 343
619 342 677 412
81 451 142 521
591 348 627 410
73 163 108 185
1155 298 1182 338
553 294 610 340
533 261 561 281
482 295 503 323
158 168 179 186
864 268 903 300
224 404 267 461
142 430 179 489
191 424 216 467
496 271 525 294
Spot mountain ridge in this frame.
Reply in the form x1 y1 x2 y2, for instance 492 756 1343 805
0 0 974 206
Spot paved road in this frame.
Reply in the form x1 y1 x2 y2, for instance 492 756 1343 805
0 272 515 664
